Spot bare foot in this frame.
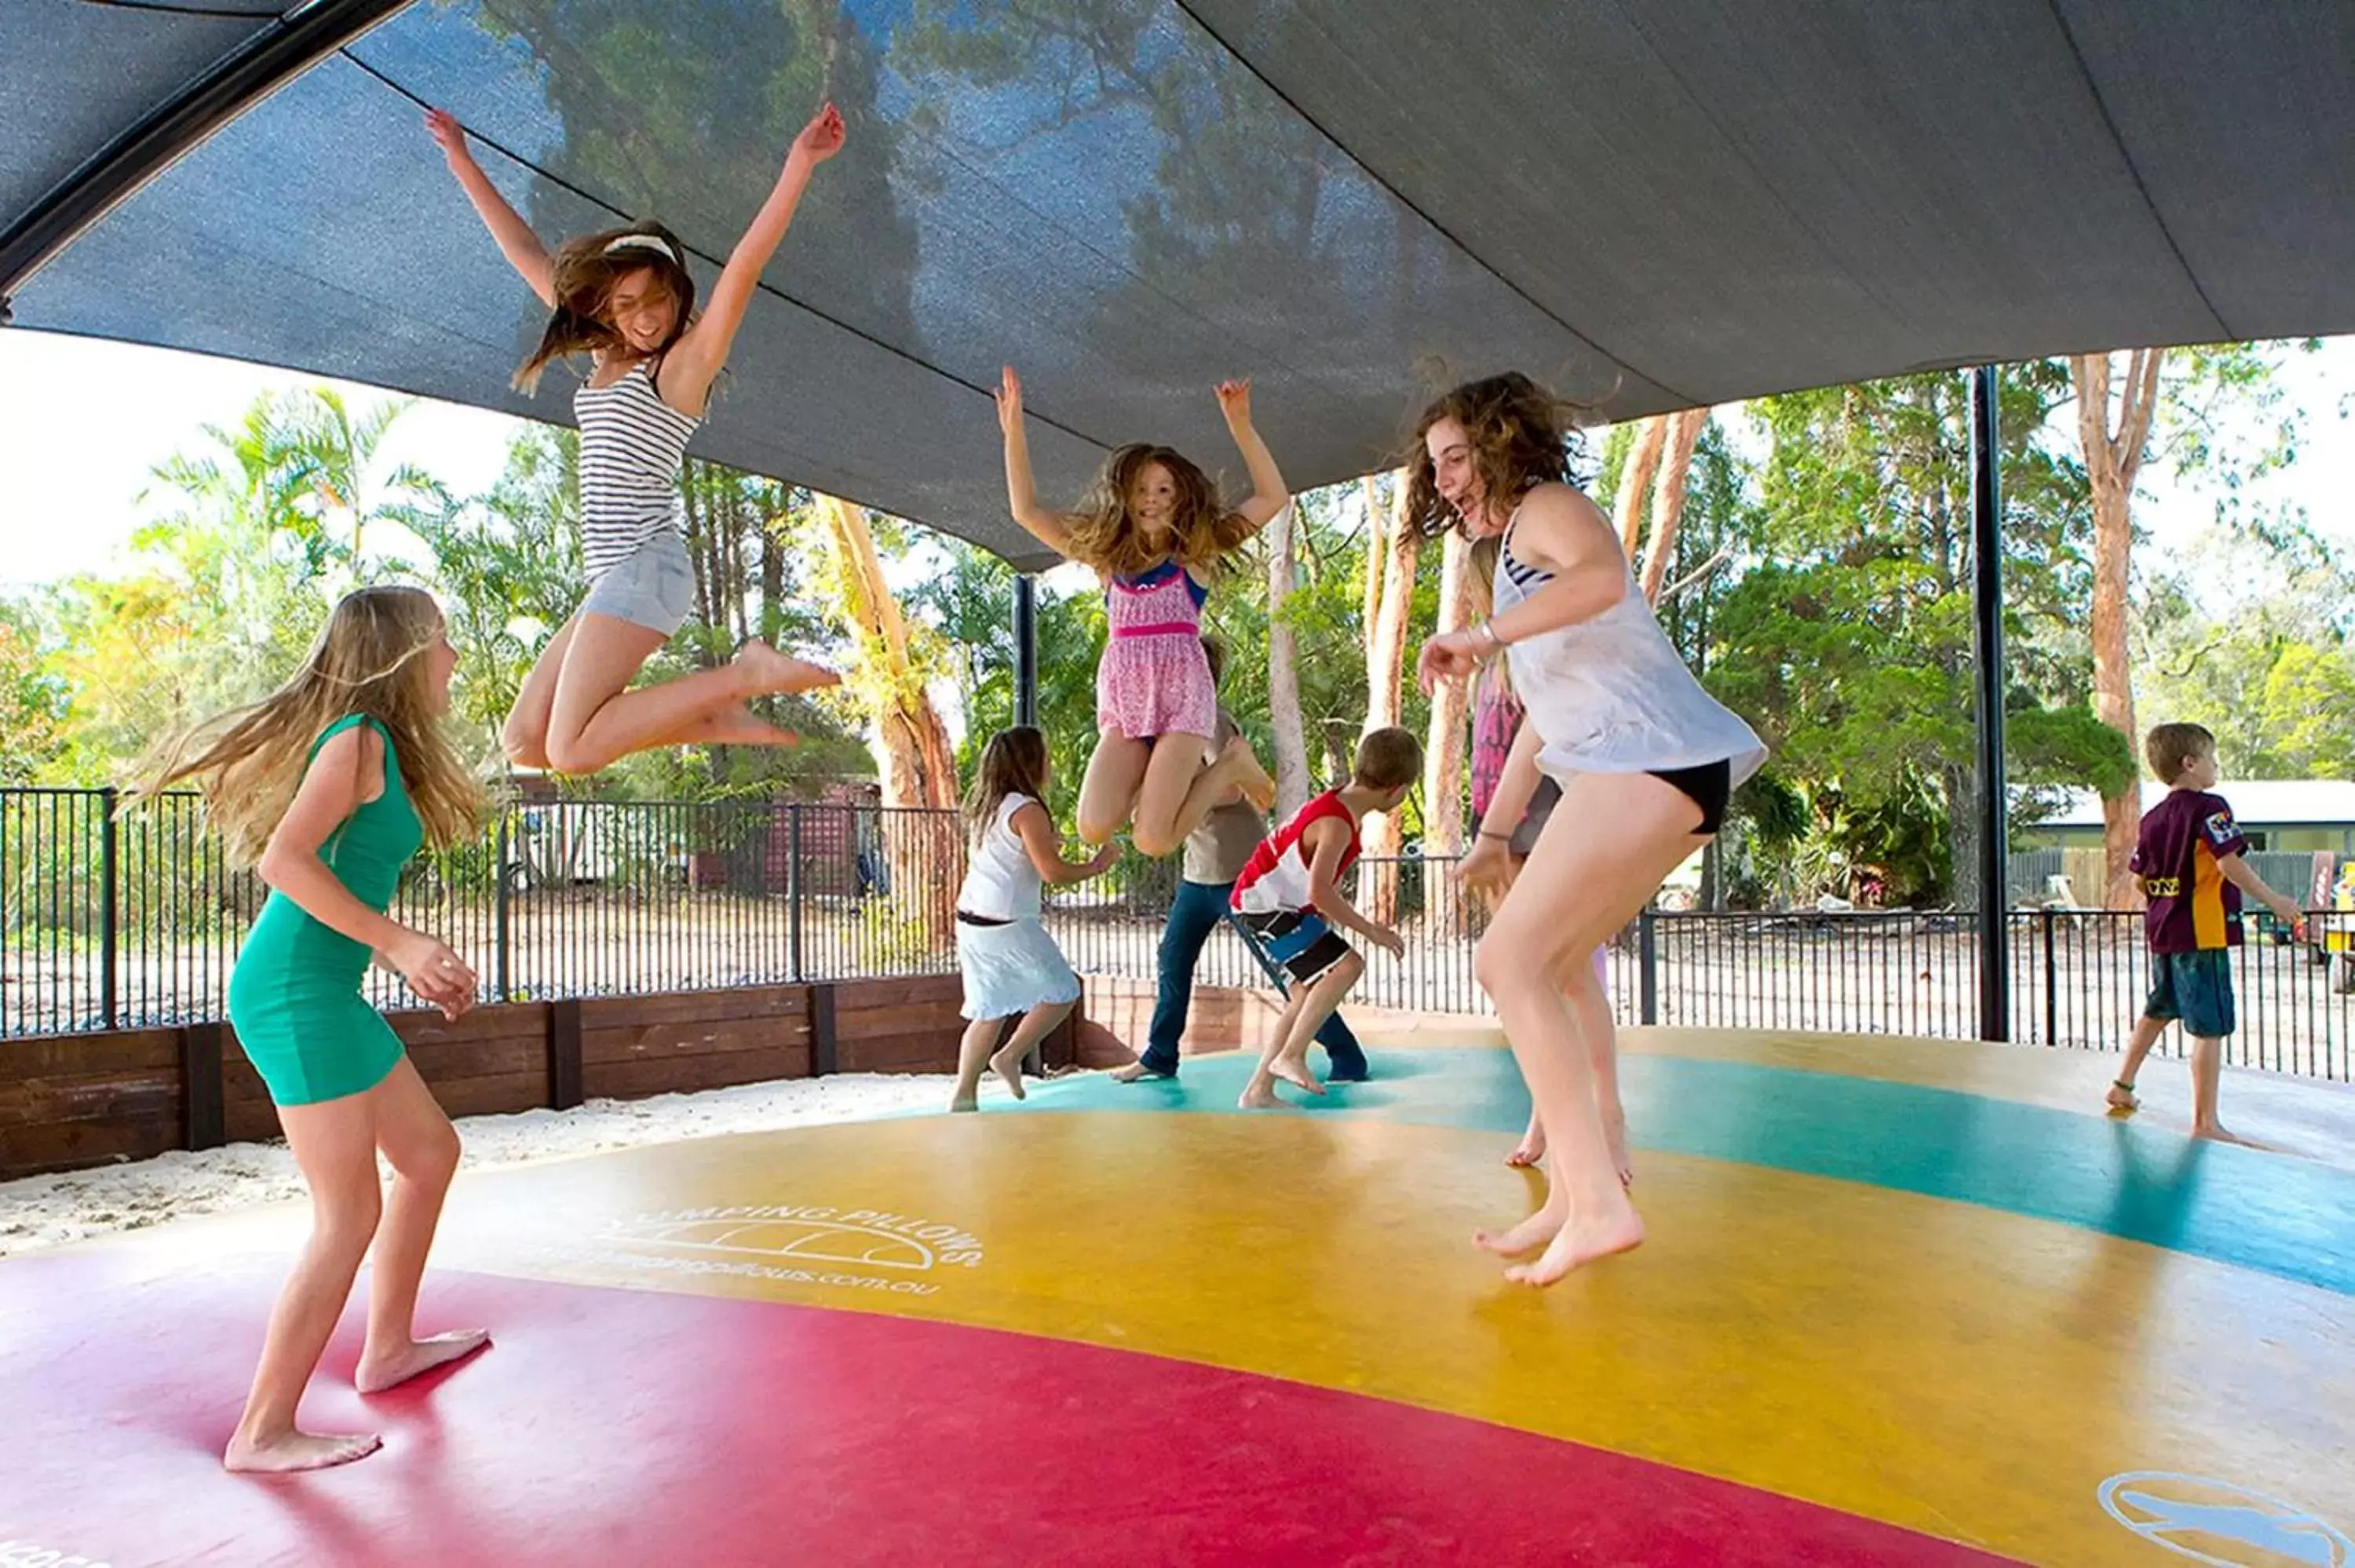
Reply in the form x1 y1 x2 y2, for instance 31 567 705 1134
1506 1202 1646 1287
1268 1053 1325 1097
2192 1121 2248 1146
1506 1123 1546 1169
988 1048 1028 1100
1473 1195 1566 1256
1223 736 1276 813
356 1329 491 1395
690 702 800 749
2105 1081 2139 1114
948 1094 979 1113
732 639 840 696
1110 1062 1174 1082
223 1429 382 1473
1237 1078 1284 1110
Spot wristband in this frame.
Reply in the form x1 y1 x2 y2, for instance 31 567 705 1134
1477 827 1512 841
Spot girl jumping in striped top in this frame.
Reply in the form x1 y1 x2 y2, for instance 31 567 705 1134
995 367 1285 858
426 101 845 775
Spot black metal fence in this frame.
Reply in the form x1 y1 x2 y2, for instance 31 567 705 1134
5 790 2350 1080
1630 908 2351 1078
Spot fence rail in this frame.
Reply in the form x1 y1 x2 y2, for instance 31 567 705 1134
5 791 2350 1078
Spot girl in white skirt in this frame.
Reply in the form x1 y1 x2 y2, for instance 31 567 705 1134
951 727 1119 1111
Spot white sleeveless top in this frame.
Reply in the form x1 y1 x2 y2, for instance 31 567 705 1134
574 359 698 583
1494 508 1765 784
958 794 1044 921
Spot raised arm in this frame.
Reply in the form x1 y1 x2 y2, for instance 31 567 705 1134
660 102 845 414
1013 800 1119 884
1418 483 1625 691
995 366 1080 560
425 108 554 307
1216 379 1291 531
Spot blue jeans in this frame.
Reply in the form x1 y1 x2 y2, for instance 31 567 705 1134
1145 880 1368 1078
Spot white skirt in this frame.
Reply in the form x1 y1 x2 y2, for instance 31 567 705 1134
956 916 1082 1020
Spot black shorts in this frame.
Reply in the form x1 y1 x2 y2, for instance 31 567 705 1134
1240 909 1354 986
1648 760 1732 836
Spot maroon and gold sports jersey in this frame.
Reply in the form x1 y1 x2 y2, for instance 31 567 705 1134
2132 789 2249 953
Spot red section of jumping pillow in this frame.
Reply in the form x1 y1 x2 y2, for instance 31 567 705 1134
0 1251 2022 1566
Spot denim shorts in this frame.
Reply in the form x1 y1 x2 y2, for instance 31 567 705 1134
2144 948 2236 1040
580 531 694 637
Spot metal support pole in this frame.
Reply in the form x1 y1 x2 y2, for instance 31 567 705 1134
494 806 513 1001
787 804 805 983
1970 364 2011 1042
99 786 119 1030
1638 909 1659 1026
1013 572 1039 729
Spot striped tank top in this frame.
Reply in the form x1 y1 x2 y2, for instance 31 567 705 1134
574 358 698 583
1493 502 1766 782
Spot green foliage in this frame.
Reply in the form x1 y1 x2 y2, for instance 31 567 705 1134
2133 526 2355 780
0 597 67 785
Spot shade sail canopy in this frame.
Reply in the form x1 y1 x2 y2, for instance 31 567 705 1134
8 1 2353 567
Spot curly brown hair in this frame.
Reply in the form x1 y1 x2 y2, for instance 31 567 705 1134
514 221 698 393
1402 372 1587 539
1064 444 1257 577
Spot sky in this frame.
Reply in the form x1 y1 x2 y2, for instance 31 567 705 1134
1 328 2348 599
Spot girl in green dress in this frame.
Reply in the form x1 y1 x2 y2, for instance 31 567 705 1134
137 585 488 1472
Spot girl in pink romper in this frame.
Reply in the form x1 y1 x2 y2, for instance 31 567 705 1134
993 368 1291 858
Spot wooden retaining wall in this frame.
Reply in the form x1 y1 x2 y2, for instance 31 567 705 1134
2 977 1065 1182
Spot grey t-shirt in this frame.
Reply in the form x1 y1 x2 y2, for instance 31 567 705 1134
1183 710 1268 886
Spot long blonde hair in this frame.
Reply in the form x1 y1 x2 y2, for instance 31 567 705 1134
130 586 484 866
1065 443 1256 576
1465 532 1513 696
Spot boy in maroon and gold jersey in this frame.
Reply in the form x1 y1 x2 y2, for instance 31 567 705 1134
2109 723 2306 1140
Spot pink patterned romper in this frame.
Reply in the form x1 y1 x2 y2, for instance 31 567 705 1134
1097 560 1218 740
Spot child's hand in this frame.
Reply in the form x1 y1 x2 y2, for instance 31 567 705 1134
1457 835 1517 900
1417 630 1484 694
1370 924 1405 959
995 366 1026 437
790 102 847 166
1214 378 1254 425
1086 843 1122 877
387 929 476 1020
425 107 473 167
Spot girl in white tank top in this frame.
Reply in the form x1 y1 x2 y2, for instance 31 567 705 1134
1410 373 1769 1292
950 727 1117 1112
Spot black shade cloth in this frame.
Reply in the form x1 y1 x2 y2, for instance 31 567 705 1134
10 1 2354 567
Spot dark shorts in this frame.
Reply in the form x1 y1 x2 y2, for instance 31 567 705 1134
1240 909 1354 986
1648 759 1733 835
2144 948 2236 1039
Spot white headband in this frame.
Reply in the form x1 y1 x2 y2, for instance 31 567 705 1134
602 234 679 265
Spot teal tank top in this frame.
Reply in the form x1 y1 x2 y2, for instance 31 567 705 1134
239 714 422 984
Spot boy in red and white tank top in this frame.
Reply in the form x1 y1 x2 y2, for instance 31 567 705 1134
1231 727 1422 1109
